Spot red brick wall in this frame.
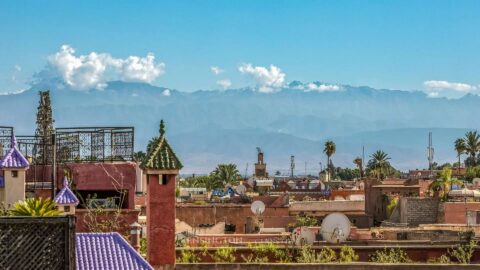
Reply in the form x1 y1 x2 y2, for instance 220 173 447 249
147 174 176 267
444 202 480 224
26 163 138 209
176 205 289 234
75 208 140 235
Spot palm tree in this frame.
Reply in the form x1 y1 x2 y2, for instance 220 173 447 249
454 138 466 175
428 166 462 201
464 131 480 166
211 164 242 186
323 141 336 181
10 198 61 216
353 157 364 179
368 150 391 180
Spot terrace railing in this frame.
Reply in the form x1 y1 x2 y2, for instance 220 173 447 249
0 216 76 270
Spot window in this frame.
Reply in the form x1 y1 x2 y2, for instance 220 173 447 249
161 174 168 185
64 206 71 212
11 171 18 178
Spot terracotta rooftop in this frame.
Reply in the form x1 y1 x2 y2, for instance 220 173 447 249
141 120 182 170
54 177 79 206
76 232 153 270
0 135 29 169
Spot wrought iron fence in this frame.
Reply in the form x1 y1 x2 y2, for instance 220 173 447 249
0 216 75 270
0 127 134 164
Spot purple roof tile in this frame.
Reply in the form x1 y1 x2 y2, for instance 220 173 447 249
0 135 29 169
54 177 79 206
76 232 153 270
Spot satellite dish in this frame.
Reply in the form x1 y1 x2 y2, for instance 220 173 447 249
236 184 246 195
250 200 265 215
321 213 351 243
292 226 315 246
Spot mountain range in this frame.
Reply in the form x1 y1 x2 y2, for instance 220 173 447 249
1 79 479 174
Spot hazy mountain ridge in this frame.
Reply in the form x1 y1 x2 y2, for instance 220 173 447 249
0 80 478 173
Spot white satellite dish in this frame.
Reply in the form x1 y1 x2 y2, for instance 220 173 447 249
321 213 351 243
292 226 315 246
236 184 247 195
250 200 265 215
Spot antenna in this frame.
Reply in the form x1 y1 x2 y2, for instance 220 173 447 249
290 155 295 178
305 161 307 176
362 144 365 175
321 213 351 243
244 163 249 179
427 132 434 170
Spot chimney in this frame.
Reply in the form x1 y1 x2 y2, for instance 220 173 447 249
141 120 183 268
129 222 142 251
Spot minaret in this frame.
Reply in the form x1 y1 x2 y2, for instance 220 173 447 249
141 120 183 268
0 135 29 209
53 176 79 215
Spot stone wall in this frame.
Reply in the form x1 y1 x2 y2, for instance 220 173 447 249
399 197 439 226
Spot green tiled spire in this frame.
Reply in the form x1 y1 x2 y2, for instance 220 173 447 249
141 120 183 170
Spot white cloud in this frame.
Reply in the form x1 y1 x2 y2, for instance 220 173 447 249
48 45 165 90
216 79 232 89
211 66 223 75
162 89 171 96
120 54 165 83
424 80 476 92
238 63 285 93
423 80 478 98
305 83 341 92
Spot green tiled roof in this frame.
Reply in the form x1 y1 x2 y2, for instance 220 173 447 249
141 121 183 170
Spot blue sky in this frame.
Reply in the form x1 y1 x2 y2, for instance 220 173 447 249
1 0 480 96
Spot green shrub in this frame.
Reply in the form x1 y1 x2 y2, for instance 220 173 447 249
339 245 359 263
212 246 236 263
449 240 477 264
243 243 291 263
177 246 200 263
297 245 337 263
428 254 451 264
369 248 411 263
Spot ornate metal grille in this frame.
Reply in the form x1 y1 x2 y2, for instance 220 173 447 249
0 216 75 270
55 127 134 162
0 127 134 164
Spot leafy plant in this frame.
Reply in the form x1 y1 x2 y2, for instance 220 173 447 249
10 198 61 216
339 245 359 263
139 238 147 257
177 246 200 263
428 254 451 264
448 240 477 264
297 245 336 263
212 246 236 263
245 243 290 263
386 196 398 218
291 215 318 228
369 248 411 263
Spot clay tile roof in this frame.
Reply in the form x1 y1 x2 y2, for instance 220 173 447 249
54 177 79 206
141 120 183 170
0 135 29 169
76 232 153 270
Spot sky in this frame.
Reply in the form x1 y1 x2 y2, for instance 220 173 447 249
1 0 480 97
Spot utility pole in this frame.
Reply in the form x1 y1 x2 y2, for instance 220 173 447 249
427 132 434 172
290 155 295 178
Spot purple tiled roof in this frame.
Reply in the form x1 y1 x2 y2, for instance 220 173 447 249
0 175 4 188
76 232 153 270
0 135 29 169
54 177 79 206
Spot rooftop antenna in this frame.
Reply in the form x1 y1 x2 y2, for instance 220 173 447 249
362 144 365 175
321 213 351 243
290 155 295 178
427 132 434 171
244 163 249 180
304 161 307 176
